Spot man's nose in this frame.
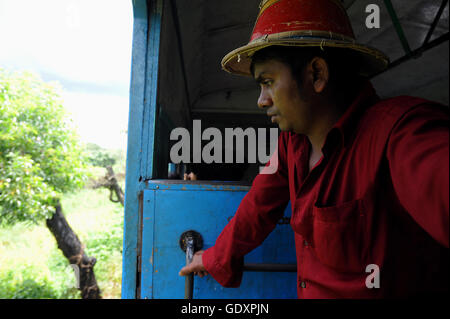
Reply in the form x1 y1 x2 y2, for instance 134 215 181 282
257 89 272 109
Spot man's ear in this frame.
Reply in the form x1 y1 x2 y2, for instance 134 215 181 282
310 57 329 93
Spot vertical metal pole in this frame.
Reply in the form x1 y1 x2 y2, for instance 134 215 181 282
383 0 412 55
422 0 448 46
180 230 202 299
184 236 194 299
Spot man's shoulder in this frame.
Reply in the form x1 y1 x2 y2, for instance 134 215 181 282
351 95 447 150
369 95 438 117
366 95 445 121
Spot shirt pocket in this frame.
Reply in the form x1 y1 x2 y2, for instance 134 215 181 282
312 199 366 273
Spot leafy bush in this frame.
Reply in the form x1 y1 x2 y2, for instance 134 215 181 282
84 221 123 298
0 68 88 224
0 188 124 299
0 264 79 299
85 143 116 168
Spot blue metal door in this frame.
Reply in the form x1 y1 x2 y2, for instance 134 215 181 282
139 181 297 299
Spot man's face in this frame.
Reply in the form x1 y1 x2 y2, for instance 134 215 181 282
254 59 311 133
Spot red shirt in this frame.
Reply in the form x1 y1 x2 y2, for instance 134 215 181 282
202 82 449 298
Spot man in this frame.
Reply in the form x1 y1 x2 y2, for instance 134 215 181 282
179 0 449 298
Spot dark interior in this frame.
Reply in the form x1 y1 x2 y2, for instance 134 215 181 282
152 0 449 181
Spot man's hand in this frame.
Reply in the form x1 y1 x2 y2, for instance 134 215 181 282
179 250 208 278
183 172 197 180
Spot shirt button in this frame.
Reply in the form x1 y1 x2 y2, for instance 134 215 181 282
303 240 309 246
300 281 307 288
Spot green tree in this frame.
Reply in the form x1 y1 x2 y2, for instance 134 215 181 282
85 143 116 168
0 68 86 224
0 68 101 298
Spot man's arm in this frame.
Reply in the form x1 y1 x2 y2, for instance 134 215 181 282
180 132 291 287
387 103 449 247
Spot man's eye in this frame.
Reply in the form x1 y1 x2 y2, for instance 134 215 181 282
261 80 273 86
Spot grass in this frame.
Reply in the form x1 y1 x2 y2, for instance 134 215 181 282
0 167 124 299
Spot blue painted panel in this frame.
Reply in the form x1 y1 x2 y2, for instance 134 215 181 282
121 0 149 299
122 0 164 299
140 182 297 299
141 190 156 298
141 0 163 180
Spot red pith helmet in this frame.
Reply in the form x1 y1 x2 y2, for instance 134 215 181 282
221 0 389 77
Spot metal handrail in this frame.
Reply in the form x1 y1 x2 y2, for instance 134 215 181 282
243 263 297 272
181 230 296 299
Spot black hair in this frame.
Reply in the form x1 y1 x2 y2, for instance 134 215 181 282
250 46 366 107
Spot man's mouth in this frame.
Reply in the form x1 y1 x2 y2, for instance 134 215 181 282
267 111 278 123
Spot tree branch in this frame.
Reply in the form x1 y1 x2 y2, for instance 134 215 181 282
46 202 102 299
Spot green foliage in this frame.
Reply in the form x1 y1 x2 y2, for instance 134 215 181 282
0 68 88 224
85 143 116 168
0 220 81 299
61 187 124 298
0 266 79 299
84 212 123 297
0 188 124 299
85 222 123 261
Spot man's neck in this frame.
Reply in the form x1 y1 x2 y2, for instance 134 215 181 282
306 101 345 168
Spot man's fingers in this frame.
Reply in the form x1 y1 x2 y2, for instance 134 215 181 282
179 267 208 277
179 250 206 276
179 265 192 276
179 264 200 276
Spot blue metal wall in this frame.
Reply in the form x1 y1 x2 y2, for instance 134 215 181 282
122 0 163 299
139 181 297 299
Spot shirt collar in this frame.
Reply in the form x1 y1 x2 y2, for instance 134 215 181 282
323 81 380 154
